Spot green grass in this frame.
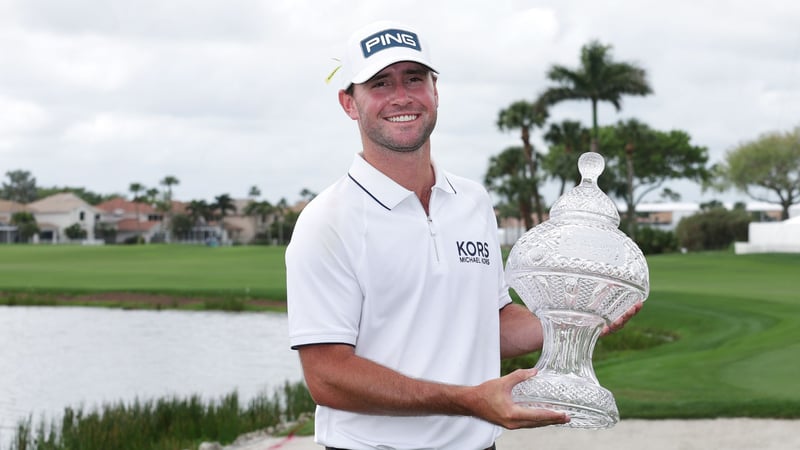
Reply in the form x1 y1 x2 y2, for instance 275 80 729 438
8 382 315 450
2 245 799 424
596 252 800 418
0 244 288 306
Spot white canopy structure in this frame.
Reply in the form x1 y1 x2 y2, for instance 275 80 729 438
735 215 800 254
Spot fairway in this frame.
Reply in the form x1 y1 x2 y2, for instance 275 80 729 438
598 252 800 418
0 245 288 301
1 245 798 419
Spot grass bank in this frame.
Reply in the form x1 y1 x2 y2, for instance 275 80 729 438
0 245 288 310
2 246 798 443
598 252 800 419
7 382 314 450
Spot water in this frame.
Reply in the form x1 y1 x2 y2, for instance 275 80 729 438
0 306 302 434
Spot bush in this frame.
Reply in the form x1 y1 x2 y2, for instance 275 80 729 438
64 223 88 240
635 227 678 255
675 207 750 251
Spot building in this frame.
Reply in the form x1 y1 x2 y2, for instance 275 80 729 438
25 193 103 243
95 197 167 243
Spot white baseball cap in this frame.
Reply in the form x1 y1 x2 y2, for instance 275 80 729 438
337 20 438 89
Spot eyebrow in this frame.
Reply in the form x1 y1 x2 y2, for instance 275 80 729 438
369 67 429 82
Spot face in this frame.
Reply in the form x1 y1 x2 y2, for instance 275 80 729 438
339 61 438 153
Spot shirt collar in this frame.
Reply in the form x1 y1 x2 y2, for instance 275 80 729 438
347 153 457 211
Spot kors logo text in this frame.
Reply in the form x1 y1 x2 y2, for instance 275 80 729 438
456 241 491 265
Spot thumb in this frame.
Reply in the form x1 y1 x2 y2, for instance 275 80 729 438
506 368 538 385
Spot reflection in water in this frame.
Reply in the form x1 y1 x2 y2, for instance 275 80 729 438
0 306 302 433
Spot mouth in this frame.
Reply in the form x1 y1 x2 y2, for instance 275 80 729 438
385 114 419 123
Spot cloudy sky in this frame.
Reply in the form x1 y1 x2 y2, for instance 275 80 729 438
1 0 798 205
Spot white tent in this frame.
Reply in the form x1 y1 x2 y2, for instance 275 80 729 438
735 215 800 254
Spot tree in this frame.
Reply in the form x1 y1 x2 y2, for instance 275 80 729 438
160 175 180 242
1 170 38 203
538 40 652 153
496 100 548 226
244 200 275 243
542 120 591 196
129 182 146 243
597 120 710 238
273 198 289 244
485 146 534 229
299 188 317 202
212 194 237 240
64 223 88 240
10 211 38 243
713 126 800 220
187 200 212 225
170 213 194 240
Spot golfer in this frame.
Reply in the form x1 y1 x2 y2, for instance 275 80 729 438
286 20 640 450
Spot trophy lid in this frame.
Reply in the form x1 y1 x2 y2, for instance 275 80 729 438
549 152 620 226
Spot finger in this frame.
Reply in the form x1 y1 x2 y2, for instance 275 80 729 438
505 368 538 385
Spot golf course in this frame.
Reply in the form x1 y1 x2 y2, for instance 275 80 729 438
1 245 798 424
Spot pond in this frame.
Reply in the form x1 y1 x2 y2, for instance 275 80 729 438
0 306 302 434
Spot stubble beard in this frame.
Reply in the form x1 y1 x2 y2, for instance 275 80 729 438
364 114 438 153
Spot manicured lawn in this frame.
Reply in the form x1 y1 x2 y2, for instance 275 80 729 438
598 252 800 418
2 245 798 419
0 244 288 302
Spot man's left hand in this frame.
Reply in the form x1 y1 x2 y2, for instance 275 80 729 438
601 301 643 336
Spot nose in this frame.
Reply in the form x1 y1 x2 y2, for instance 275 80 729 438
390 83 413 105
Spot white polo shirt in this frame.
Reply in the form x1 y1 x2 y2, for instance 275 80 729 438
286 154 511 450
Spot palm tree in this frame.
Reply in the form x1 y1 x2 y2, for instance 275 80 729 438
160 175 180 242
496 100 548 226
244 200 275 243
129 182 145 243
273 198 289 244
485 146 535 230
213 194 237 242
538 40 652 153
542 120 591 196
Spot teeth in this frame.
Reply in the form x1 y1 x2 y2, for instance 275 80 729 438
387 114 417 123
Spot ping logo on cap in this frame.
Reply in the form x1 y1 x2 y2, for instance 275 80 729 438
360 29 421 58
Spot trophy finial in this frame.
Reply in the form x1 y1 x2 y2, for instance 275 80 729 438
578 152 604 183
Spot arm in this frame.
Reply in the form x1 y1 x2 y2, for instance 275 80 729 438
499 303 544 359
498 301 645 360
298 343 569 429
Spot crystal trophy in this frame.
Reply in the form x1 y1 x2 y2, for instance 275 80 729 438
504 152 650 429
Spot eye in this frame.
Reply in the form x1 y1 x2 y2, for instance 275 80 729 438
370 79 391 89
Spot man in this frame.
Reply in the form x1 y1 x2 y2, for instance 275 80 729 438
286 21 640 450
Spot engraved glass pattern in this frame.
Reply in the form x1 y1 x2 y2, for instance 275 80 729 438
505 152 650 429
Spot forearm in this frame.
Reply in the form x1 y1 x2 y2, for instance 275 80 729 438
298 342 569 428
298 344 476 416
499 303 543 359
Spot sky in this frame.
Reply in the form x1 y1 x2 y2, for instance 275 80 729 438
1 0 798 206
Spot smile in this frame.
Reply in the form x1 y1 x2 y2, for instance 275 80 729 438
386 114 418 123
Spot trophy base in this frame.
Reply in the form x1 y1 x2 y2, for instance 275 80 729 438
511 372 619 429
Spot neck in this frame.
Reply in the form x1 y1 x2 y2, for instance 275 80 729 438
362 143 435 212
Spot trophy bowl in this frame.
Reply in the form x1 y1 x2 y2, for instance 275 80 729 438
504 152 649 429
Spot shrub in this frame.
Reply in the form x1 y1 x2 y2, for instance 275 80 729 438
64 223 88 240
635 227 678 255
675 207 750 251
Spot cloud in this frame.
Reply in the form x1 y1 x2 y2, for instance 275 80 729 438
1 0 799 206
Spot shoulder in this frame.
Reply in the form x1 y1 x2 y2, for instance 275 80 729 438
443 171 493 208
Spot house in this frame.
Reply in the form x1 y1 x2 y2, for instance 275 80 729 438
24 193 103 243
95 197 167 243
0 199 26 243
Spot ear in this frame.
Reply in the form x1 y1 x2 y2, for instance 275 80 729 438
432 77 439 108
338 90 359 120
